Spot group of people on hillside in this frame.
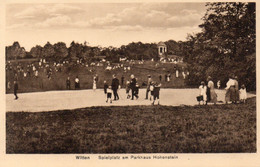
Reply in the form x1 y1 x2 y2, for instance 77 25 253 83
198 75 247 105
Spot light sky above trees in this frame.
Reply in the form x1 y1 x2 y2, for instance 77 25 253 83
6 3 206 50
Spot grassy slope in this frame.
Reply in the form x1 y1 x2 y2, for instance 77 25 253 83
6 98 256 153
6 61 187 93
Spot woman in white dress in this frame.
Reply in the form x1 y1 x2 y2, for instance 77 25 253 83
93 77 97 91
207 76 217 104
239 84 247 103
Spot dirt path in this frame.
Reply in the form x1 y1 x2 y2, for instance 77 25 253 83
6 88 255 112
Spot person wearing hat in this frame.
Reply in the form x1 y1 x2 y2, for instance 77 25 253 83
145 75 152 99
207 76 217 104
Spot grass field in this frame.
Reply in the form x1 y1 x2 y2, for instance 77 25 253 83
6 97 256 153
6 61 187 94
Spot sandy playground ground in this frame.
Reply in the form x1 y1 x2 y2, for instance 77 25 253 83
6 88 255 112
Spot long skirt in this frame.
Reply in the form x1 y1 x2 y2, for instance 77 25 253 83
225 89 230 102
235 89 240 101
209 89 217 103
229 86 236 102
206 87 211 102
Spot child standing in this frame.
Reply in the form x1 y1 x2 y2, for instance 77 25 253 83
126 80 131 99
198 81 207 105
239 84 247 103
106 86 112 103
152 82 161 105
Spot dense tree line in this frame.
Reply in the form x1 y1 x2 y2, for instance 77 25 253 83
185 2 255 91
6 40 184 63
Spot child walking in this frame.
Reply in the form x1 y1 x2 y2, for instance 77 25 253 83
152 82 161 105
106 86 112 103
239 84 247 103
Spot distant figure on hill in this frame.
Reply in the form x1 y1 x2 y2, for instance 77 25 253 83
121 76 124 86
7 81 11 91
159 75 162 82
167 73 171 82
176 70 179 78
66 77 71 90
93 79 97 91
75 76 80 89
95 74 99 83
14 80 18 100
164 74 167 82
111 74 120 100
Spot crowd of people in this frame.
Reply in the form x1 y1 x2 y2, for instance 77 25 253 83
102 74 161 105
197 75 247 105
7 58 249 106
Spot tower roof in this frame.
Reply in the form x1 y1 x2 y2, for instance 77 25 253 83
157 41 166 47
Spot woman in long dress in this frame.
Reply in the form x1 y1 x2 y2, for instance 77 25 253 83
93 77 97 91
225 76 236 103
207 76 217 104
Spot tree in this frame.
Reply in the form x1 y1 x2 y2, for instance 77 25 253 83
29 45 43 58
6 41 26 60
68 41 83 61
53 42 68 60
42 42 55 59
186 2 255 90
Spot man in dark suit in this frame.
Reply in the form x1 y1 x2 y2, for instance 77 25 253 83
111 74 120 100
130 74 138 100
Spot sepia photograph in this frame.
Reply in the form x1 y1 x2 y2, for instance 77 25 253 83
3 0 258 164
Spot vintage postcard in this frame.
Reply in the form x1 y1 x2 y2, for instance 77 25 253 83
0 0 259 166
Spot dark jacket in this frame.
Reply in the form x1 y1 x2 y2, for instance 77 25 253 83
130 78 137 90
111 78 119 90
14 83 18 93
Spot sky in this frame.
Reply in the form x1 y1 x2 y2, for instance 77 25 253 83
5 3 206 51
